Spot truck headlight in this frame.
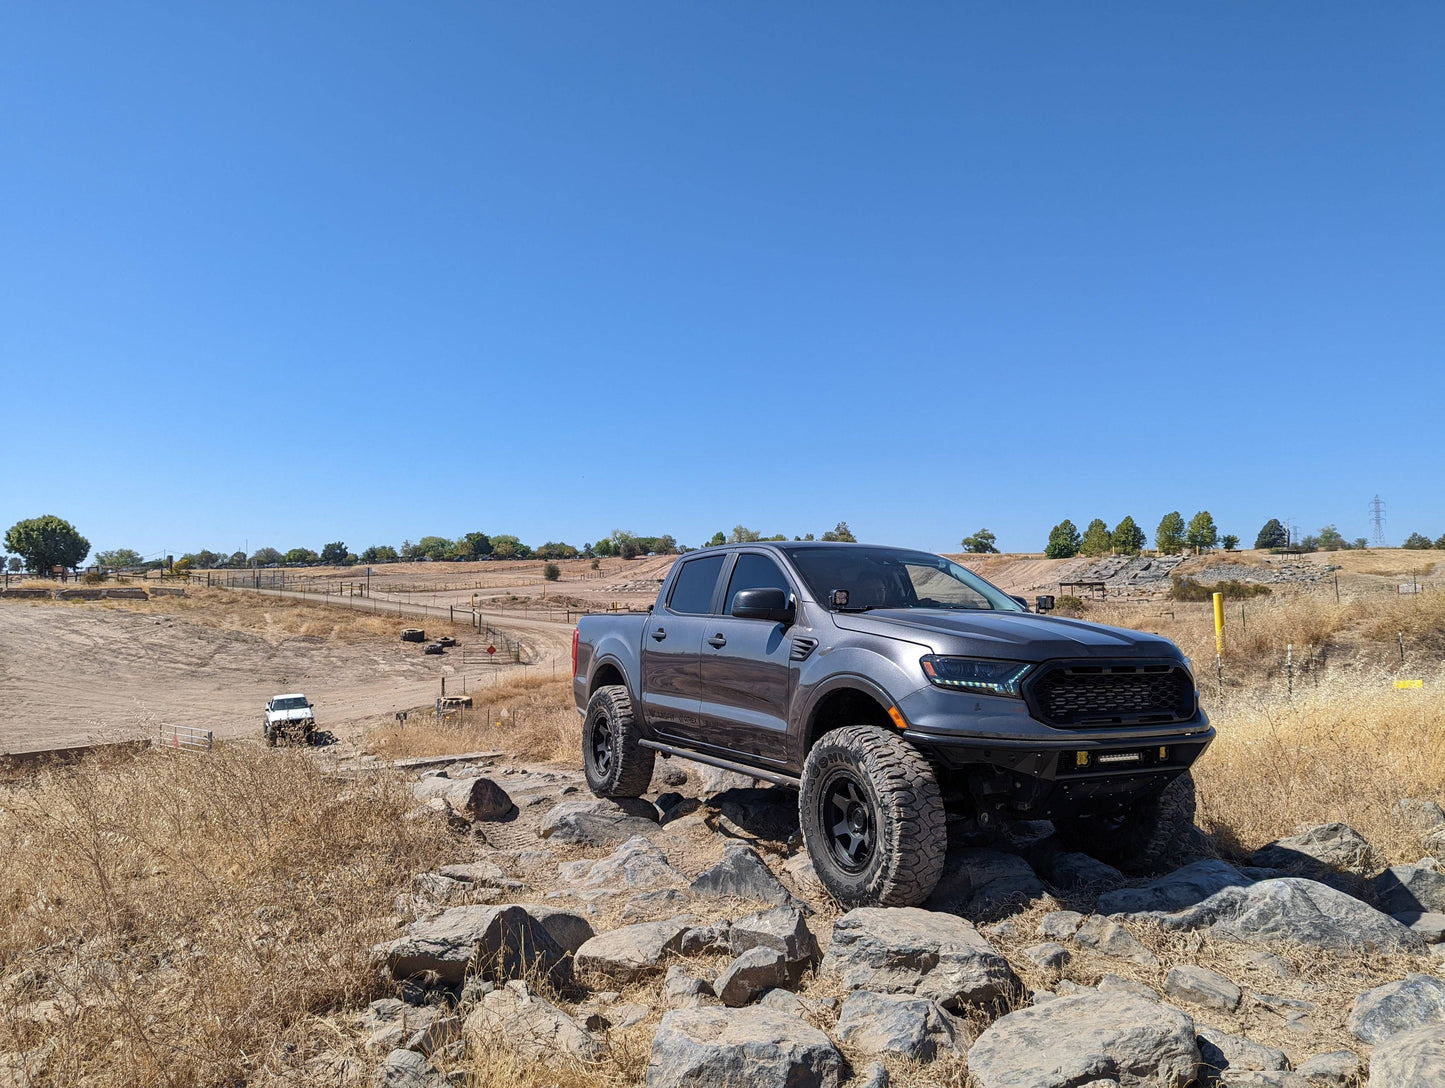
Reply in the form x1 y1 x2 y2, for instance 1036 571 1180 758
920 656 1033 698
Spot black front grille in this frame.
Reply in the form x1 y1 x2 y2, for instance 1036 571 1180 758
1027 662 1196 727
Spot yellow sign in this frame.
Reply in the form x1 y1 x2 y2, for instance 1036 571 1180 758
1396 679 1424 689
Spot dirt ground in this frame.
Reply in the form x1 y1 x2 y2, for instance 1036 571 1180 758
0 599 566 755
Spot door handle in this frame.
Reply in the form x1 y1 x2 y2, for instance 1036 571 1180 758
651 628 667 641
707 633 727 648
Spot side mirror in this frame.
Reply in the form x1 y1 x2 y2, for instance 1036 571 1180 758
731 587 794 624
1036 595 1056 613
1009 595 1029 610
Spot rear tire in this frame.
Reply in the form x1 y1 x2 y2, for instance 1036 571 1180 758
1052 770 1197 873
582 685 655 799
800 725 947 908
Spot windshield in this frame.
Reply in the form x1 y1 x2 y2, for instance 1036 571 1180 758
778 546 1023 613
273 696 309 710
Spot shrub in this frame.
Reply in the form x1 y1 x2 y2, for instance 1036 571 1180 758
1054 594 1087 616
82 570 106 585
1169 575 1272 602
542 562 560 582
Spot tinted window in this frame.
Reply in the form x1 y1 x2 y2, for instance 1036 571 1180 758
668 555 725 614
725 554 791 615
778 545 1022 612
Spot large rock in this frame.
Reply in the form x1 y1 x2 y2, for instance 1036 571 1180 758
1395 912 1445 943
574 916 697 983
662 964 717 1009
556 835 687 891
1098 860 1254 915
690 842 792 904
645 1007 845 1088
968 991 1199 1088
835 989 967 1061
926 847 1047 917
1374 865 1445 915
1074 916 1161 966
1039 850 1125 892
463 980 601 1062
1196 1026 1289 1075
384 903 592 984
411 776 513 820
695 764 758 793
1368 1023 1445 1088
715 947 794 1007
713 787 800 841
540 798 660 846
373 1048 448 1088
1294 1051 1361 1086
1164 966 1241 1012
728 906 820 970
1250 823 1375 875
1348 974 1445 1043
820 906 1019 1010
1142 878 1424 954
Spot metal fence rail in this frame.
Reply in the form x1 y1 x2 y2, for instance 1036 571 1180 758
160 725 213 753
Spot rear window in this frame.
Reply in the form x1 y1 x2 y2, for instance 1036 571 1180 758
668 555 724 614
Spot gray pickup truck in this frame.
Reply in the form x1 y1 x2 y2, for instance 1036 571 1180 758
572 542 1212 908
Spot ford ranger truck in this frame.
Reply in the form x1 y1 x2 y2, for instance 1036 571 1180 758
572 542 1212 908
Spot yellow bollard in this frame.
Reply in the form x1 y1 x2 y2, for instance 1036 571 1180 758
1213 591 1225 658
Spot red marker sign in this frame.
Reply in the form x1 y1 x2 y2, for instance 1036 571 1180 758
487 645 497 656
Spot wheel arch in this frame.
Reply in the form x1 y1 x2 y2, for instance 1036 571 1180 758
800 675 901 759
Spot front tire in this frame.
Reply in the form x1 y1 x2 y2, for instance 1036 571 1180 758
1052 770 1197 873
264 721 277 747
800 725 947 908
582 685 655 799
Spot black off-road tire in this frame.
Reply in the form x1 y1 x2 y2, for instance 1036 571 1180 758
800 725 947 908
1052 770 1197 873
264 721 277 747
582 685 655 799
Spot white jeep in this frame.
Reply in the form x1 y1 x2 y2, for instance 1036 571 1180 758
263 693 315 746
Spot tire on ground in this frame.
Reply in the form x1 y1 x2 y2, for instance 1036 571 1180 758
1052 769 1197 873
800 724 947 908
582 685 655 799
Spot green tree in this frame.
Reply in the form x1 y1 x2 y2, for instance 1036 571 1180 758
251 547 283 566
593 537 616 558
451 532 492 560
1185 511 1218 552
1220 534 1240 551
5 516 91 575
535 541 580 560
283 547 319 565
1111 516 1146 555
1435 533 1445 550
1354 538 1370 550
414 536 450 560
960 528 999 554
359 545 398 564
730 525 762 543
319 541 349 565
1254 519 1288 550
708 531 726 547
1404 532 1433 550
542 562 560 581
97 548 145 569
491 534 530 559
1045 519 1081 559
1079 519 1113 557
1316 525 1345 551
8 557 22 573
1155 511 1186 553
820 521 856 543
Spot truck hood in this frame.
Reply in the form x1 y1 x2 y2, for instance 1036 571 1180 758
829 609 1182 661
268 708 314 721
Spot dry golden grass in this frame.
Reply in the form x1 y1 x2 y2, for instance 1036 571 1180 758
1195 669 1445 863
0 745 454 1087
364 675 578 763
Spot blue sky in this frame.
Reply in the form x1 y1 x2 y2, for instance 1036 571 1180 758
2 3 1441 559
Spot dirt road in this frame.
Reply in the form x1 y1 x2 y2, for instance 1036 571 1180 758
0 598 572 755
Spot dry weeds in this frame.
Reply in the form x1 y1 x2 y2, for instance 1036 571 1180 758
0 745 454 1087
364 675 578 763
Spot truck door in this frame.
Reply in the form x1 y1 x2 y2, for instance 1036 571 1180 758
697 551 795 763
640 553 725 739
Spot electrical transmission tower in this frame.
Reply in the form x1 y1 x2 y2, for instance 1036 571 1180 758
1369 495 1387 547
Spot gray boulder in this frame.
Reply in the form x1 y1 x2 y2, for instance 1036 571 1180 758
926 847 1047 917
645 1007 845 1088
541 797 660 846
690 842 792 904
437 861 510 886
1023 942 1069 973
1249 823 1375 875
463 979 600 1062
1074 916 1161 967
835 989 967 1061
374 1048 448 1088
1348 973 1445 1043
695 764 758 793
1374 865 1445 915
574 916 697 983
820 906 1019 1010
1142 878 1424 954
556 835 687 891
384 903 592 984
1038 910 1086 941
1293 1050 1360 1086
1164 965 1242 1012
1196 1026 1289 1076
1098 859 1254 915
713 787 800 841
1368 1023 1445 1087
622 888 695 923
662 964 717 1009
1394 912 1445 943
728 906 821 970
1041 850 1126 891
411 776 513 820
968 991 1200 1088
715 947 795 1007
